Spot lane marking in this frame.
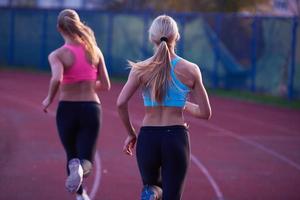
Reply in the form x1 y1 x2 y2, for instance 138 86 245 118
89 151 101 199
191 155 224 200
222 111 299 135
189 118 300 171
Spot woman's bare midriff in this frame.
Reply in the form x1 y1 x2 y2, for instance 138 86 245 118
59 80 100 103
142 106 186 126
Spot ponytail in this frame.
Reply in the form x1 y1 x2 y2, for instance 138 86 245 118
75 23 99 65
58 9 99 65
129 41 171 103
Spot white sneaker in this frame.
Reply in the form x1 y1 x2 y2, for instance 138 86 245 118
66 158 83 193
76 189 90 200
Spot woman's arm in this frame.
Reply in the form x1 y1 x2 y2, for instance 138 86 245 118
42 52 63 112
96 50 111 91
116 69 140 155
184 65 212 120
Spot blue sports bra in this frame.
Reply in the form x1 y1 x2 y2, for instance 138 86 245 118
142 57 190 107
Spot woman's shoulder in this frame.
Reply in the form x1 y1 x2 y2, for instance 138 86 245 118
48 45 75 66
176 57 200 73
48 48 60 60
49 45 67 56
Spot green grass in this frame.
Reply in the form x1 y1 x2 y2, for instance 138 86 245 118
208 88 300 109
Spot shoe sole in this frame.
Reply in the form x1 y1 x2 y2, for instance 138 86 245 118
65 161 83 193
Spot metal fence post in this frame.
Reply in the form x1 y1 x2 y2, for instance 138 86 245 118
212 14 222 88
177 15 185 57
142 12 149 58
8 8 15 66
288 17 298 100
40 10 48 70
106 12 114 74
250 16 257 92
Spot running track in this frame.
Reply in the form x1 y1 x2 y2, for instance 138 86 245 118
0 70 300 200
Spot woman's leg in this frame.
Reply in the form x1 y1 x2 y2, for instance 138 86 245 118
136 127 164 200
161 127 190 200
136 126 190 200
136 129 162 187
56 102 83 193
65 102 100 196
136 129 162 200
56 102 79 162
76 102 101 177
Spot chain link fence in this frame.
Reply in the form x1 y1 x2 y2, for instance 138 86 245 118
0 7 299 99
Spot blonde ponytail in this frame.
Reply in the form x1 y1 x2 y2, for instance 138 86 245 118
128 15 179 103
75 23 99 65
57 9 99 65
129 40 171 103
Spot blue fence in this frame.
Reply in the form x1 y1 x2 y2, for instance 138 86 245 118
0 7 299 99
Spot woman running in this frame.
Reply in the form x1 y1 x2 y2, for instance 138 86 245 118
42 9 110 200
117 15 211 200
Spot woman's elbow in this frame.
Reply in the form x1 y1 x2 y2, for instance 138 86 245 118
205 111 212 120
116 98 127 110
51 77 62 84
101 81 111 91
102 84 111 91
106 82 111 91
97 81 111 91
196 108 212 120
204 108 212 120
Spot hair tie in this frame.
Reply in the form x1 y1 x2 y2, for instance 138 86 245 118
160 37 168 43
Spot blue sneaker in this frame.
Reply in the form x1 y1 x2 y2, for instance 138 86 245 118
141 185 162 200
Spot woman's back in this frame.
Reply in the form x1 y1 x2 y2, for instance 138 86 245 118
141 56 199 126
60 81 98 101
55 43 100 102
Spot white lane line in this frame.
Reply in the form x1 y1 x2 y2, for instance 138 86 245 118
104 108 225 200
223 111 299 135
191 155 224 200
190 118 300 171
1 94 102 199
90 151 101 199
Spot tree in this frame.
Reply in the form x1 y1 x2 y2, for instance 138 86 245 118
135 0 271 13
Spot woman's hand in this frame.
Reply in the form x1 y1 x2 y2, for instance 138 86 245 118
123 134 137 156
42 96 51 113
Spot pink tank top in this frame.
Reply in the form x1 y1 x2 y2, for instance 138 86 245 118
62 44 98 84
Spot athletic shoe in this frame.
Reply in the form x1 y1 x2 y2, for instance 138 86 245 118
141 185 162 200
81 159 93 178
66 158 83 193
76 189 90 200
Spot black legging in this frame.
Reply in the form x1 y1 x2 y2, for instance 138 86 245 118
56 101 101 194
136 125 190 200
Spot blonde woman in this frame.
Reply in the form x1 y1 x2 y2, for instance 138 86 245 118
42 9 110 200
117 15 211 200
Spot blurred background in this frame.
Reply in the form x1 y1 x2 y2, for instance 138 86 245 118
0 0 299 102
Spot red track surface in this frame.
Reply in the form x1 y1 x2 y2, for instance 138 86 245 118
1 70 300 200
